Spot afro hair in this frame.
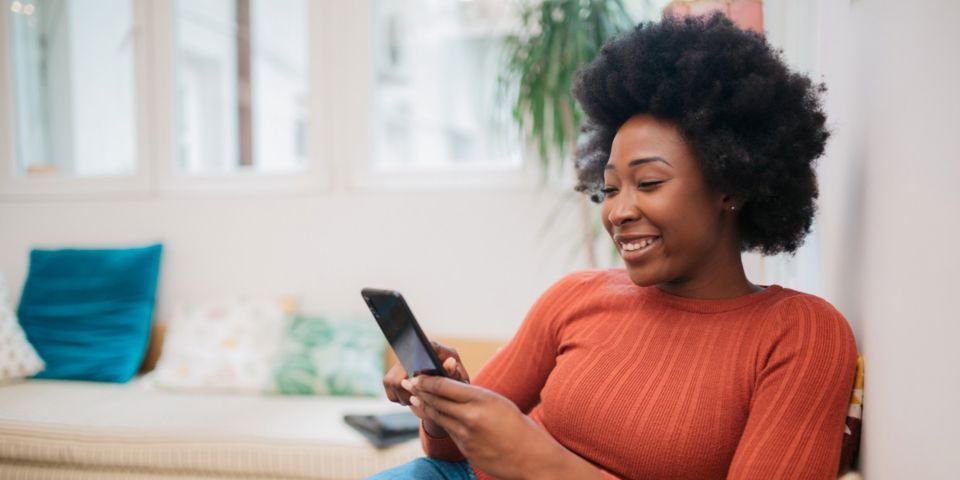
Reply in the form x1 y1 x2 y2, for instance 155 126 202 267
572 13 829 255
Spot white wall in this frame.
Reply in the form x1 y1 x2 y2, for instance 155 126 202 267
0 190 588 341
817 0 960 477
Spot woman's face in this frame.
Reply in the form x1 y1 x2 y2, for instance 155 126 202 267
601 114 734 289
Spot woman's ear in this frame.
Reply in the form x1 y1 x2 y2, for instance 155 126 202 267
721 194 739 213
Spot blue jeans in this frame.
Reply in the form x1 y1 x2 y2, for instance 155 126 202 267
367 457 476 480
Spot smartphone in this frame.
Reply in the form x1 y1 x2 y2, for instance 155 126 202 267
361 288 448 377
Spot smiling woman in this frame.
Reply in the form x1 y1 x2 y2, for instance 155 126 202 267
600 115 756 298
371 12 857 480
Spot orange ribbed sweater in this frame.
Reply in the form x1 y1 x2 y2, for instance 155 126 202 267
422 269 858 479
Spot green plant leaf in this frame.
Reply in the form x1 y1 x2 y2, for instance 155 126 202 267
502 0 634 174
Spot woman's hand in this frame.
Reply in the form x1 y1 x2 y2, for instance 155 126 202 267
402 375 605 480
381 341 470 437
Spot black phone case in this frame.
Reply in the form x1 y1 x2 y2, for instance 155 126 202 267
361 288 448 377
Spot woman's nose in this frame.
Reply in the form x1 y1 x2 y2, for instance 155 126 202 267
608 192 640 226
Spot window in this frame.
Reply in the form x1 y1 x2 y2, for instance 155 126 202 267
1 0 538 196
6 0 137 178
371 0 520 172
174 0 308 175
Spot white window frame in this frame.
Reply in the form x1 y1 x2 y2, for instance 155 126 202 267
0 0 154 199
341 0 540 192
148 0 331 196
0 0 549 199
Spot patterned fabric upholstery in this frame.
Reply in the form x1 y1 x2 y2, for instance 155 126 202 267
838 355 865 476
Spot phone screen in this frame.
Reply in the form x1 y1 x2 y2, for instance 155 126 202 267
362 289 446 377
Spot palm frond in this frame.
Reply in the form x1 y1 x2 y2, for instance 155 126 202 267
501 0 633 175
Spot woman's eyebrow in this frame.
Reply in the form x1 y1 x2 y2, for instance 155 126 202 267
604 156 672 170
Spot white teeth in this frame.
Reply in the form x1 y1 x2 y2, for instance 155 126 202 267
621 237 657 252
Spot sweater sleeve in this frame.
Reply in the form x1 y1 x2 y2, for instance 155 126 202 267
420 271 592 460
727 295 859 479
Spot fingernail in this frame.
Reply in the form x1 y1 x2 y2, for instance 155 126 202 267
400 379 413 392
410 396 421 407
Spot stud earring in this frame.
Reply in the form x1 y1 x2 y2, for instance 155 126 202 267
730 205 737 211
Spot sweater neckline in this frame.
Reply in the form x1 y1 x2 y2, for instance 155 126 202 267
643 283 784 313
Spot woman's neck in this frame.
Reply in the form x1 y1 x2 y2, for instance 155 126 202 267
656 246 760 300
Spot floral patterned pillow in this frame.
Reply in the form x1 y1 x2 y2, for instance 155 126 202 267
268 315 384 397
0 273 45 382
146 297 289 392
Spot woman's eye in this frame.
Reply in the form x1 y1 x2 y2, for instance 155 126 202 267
638 180 664 189
600 186 619 196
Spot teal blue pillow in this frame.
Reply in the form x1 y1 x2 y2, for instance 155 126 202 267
17 244 163 383
270 315 385 396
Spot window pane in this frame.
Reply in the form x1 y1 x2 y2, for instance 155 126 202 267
625 0 673 22
174 0 308 175
372 0 520 171
8 0 137 177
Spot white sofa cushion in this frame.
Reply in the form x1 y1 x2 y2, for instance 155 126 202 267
0 379 421 479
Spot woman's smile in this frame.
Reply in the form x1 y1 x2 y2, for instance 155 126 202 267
615 234 662 262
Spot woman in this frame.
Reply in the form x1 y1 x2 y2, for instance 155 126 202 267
373 13 857 480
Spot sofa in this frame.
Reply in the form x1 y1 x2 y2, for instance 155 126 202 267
0 379 421 479
0 244 498 479
0 319 503 480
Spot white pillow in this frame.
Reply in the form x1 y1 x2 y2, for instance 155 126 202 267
0 273 45 382
145 297 289 393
